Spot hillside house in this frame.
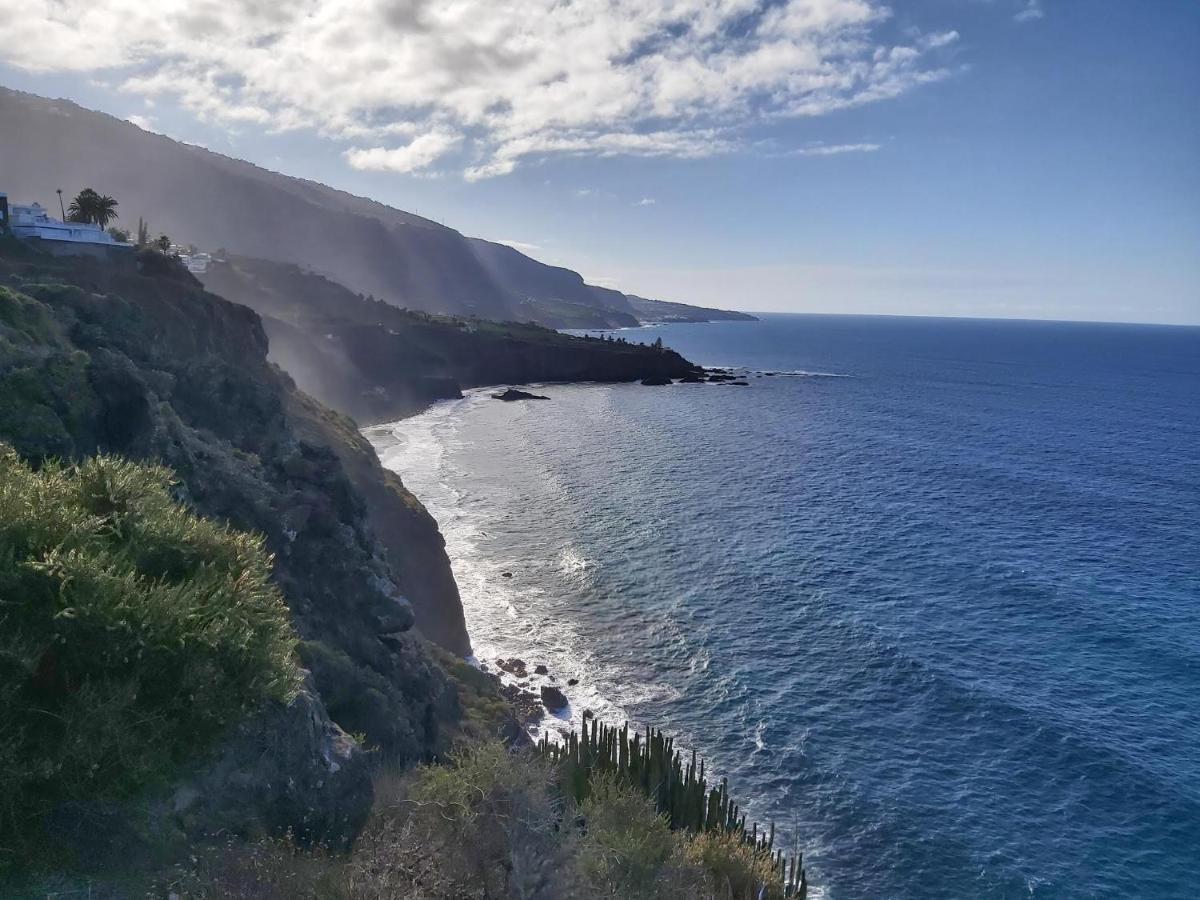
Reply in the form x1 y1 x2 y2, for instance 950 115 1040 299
2 195 132 258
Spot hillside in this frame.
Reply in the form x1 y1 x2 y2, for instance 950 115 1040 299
200 254 703 423
0 86 753 329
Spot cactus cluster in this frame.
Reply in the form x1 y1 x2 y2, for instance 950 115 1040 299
538 718 807 898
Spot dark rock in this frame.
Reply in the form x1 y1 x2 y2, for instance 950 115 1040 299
582 709 595 720
540 685 569 711
161 678 372 850
567 678 579 686
707 373 734 382
728 381 750 386
501 571 513 578
492 388 549 401
640 374 672 386
496 657 529 677
677 372 705 383
534 664 549 675
500 682 546 729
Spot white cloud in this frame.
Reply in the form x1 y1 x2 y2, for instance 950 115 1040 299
1014 1 1045 23
1 0 958 178
344 131 462 173
494 238 544 254
125 114 157 132
791 142 882 156
635 197 657 206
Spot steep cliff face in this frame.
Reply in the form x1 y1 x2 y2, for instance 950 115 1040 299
201 255 703 424
0 243 470 757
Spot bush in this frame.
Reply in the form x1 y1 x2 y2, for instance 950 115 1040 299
571 775 703 900
686 829 787 900
378 742 563 898
0 444 300 862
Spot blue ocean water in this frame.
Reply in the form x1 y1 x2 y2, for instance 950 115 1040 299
367 314 1200 899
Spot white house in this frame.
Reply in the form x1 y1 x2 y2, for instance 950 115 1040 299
3 196 133 257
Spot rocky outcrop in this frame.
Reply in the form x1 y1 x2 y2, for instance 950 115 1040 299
0 245 467 841
493 388 550 401
540 685 569 711
164 678 372 849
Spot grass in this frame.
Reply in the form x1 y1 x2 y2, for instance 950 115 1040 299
0 443 301 867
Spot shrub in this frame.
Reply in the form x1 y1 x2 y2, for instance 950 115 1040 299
571 775 703 900
0 444 300 862
383 742 564 898
686 829 787 900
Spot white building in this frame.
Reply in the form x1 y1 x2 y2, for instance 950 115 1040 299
3 196 133 257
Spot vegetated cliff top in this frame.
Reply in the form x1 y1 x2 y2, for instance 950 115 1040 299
200 253 704 423
0 240 475 746
0 85 753 328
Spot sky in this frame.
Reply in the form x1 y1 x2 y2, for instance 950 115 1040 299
1 0 1197 324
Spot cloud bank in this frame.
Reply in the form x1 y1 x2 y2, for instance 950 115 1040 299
2 0 956 178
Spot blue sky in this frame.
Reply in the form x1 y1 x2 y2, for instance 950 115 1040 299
2 0 1197 324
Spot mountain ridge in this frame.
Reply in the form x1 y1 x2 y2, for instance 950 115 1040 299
0 85 754 328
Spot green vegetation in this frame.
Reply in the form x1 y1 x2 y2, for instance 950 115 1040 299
163 740 797 899
0 445 301 864
541 719 807 897
66 188 120 229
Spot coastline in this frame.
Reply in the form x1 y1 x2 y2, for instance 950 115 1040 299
365 388 633 742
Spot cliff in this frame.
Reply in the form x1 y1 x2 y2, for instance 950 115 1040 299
0 238 474 785
200 254 704 423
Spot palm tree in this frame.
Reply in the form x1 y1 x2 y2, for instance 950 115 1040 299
66 188 100 223
66 189 119 228
92 195 119 229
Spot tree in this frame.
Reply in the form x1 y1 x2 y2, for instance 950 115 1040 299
156 234 172 253
107 227 131 243
136 217 150 247
66 188 119 228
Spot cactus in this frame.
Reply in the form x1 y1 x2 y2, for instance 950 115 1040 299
538 718 808 897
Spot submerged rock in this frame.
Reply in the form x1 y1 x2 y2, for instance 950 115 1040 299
677 372 705 383
567 678 579 686
534 664 549 675
492 388 549 401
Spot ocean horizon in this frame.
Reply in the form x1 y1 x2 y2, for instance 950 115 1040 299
369 313 1200 899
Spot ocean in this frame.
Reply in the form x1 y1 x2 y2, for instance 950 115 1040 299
366 313 1200 899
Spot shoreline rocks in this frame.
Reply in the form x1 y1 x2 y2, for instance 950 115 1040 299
492 387 550 401
540 685 569 711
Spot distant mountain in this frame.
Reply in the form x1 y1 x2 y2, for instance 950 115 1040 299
199 254 702 424
0 86 753 328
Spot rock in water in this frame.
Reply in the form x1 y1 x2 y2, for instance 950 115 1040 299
492 388 549 401
640 374 672 386
540 685 569 710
